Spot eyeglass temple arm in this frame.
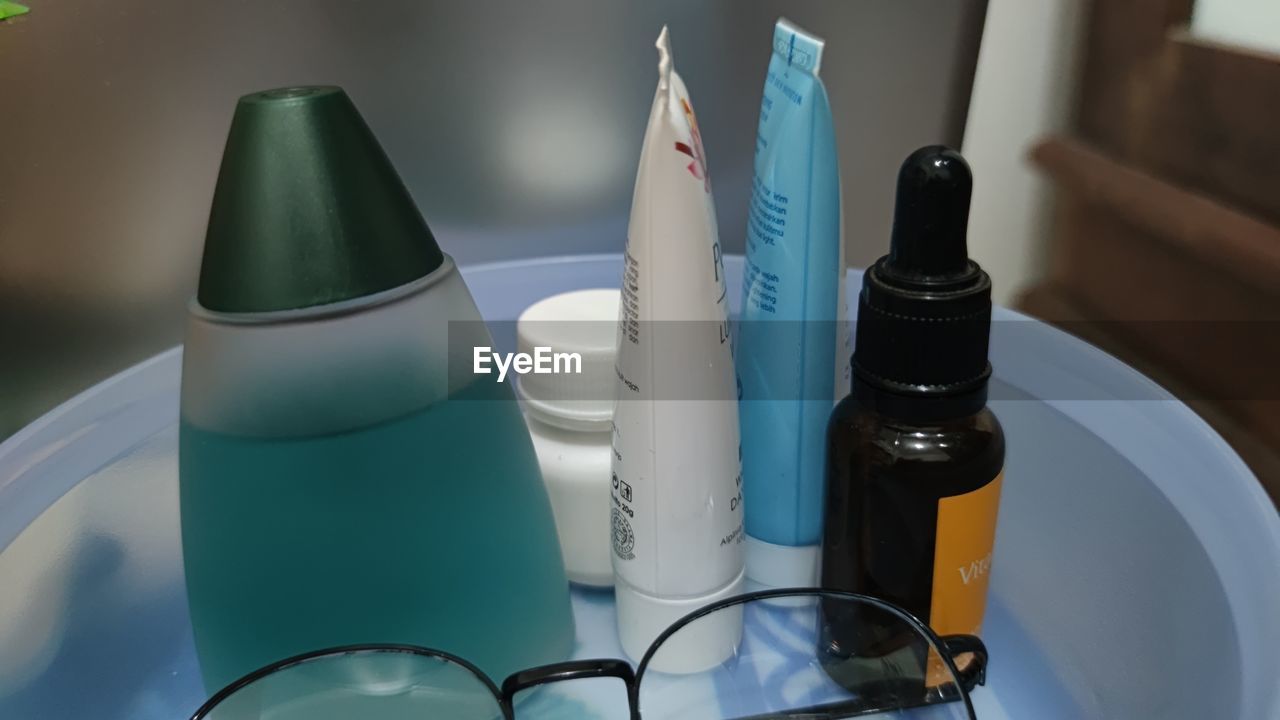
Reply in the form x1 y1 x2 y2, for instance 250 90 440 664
726 676 986 720
725 634 988 720
725 694 961 720
940 633 988 690
727 700 908 719
499 658 640 720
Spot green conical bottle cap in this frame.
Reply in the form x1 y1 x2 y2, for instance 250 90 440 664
197 86 444 313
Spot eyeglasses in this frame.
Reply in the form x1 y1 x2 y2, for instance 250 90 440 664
190 589 988 719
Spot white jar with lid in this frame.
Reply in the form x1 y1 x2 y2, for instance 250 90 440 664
516 289 620 587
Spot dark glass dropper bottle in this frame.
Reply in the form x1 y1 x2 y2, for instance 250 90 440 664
819 146 1004 700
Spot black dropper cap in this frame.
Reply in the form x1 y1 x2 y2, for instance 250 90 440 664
852 146 992 420
197 86 445 313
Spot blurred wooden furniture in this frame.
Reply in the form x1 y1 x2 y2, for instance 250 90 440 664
1021 0 1280 501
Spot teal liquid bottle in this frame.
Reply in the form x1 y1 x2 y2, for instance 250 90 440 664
179 87 573 694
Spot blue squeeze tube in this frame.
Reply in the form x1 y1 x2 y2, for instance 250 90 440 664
737 18 849 590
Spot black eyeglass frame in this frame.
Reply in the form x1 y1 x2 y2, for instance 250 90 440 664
190 588 988 720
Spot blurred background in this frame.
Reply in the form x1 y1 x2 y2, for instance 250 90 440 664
1 0 1277 497
0 0 986 436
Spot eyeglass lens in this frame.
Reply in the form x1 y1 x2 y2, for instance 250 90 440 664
196 649 504 720
637 594 971 719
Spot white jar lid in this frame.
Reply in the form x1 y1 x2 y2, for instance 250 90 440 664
516 289 620 431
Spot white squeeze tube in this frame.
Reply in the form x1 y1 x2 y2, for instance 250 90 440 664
611 26 745 673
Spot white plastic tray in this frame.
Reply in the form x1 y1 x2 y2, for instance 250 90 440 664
1 255 1277 719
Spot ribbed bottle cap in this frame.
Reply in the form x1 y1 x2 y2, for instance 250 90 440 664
516 289 620 431
853 146 992 414
197 86 444 313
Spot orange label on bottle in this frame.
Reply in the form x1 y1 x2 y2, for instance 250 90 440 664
928 471 1002 685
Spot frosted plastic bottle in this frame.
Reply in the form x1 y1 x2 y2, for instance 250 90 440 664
179 87 573 693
